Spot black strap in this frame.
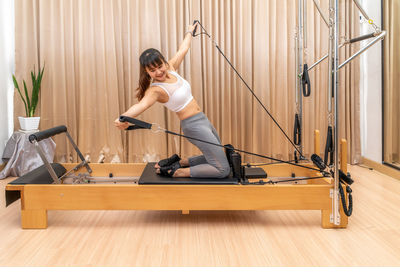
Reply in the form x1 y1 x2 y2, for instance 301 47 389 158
118 115 322 172
302 64 311 97
192 20 198 37
119 116 152 130
293 114 301 146
324 126 334 166
339 183 353 216
193 20 305 159
161 130 321 172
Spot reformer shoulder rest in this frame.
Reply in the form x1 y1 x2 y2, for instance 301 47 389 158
29 125 67 143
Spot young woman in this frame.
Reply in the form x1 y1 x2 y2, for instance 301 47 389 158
114 23 230 178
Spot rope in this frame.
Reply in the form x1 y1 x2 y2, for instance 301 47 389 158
193 20 305 159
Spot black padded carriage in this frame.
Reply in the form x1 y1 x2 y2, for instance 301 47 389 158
139 163 239 185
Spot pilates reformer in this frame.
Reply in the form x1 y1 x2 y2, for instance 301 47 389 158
5 0 383 229
5 122 352 229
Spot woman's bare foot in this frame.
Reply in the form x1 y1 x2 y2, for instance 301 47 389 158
172 168 190 177
155 167 190 177
155 158 190 169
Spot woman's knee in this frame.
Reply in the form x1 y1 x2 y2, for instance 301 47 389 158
217 162 231 178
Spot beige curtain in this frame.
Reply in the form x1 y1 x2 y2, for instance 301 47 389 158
14 0 360 164
384 0 400 167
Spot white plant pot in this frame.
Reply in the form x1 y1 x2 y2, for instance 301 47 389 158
18 116 41 131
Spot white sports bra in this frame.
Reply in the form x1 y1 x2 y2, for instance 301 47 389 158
151 71 194 112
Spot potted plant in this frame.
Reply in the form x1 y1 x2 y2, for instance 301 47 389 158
12 65 45 131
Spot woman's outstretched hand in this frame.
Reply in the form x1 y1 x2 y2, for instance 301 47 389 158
114 118 129 130
187 22 198 35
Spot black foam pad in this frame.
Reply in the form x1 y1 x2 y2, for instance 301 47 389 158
244 167 267 179
29 125 67 143
139 163 239 185
9 163 67 185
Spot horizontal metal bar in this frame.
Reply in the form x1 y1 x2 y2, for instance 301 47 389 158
308 54 328 72
304 44 345 74
84 178 138 183
313 0 329 26
338 31 386 69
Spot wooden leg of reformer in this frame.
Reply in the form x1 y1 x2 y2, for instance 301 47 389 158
21 209 48 229
321 138 349 228
181 210 190 215
314 130 320 155
321 189 349 229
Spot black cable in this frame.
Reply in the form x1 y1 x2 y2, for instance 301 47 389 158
193 20 305 159
120 115 319 171
164 129 321 172
339 183 353 216
193 32 210 38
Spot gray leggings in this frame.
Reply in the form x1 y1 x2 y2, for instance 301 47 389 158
181 112 230 178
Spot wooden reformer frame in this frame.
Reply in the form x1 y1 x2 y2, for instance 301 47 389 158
5 130 350 229
7 0 381 230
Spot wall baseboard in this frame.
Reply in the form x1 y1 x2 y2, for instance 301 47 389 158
361 157 400 180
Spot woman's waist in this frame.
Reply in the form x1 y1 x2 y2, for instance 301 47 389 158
177 99 202 121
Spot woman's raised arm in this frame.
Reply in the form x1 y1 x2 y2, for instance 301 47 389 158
168 23 198 70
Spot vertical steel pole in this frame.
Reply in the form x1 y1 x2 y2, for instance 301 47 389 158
297 0 304 156
333 0 340 226
328 0 341 226
328 0 340 225
303 0 307 49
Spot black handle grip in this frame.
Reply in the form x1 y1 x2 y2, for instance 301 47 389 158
349 33 375 43
29 125 67 143
339 170 354 185
302 64 311 97
293 114 301 145
192 20 198 37
119 116 152 130
311 154 326 171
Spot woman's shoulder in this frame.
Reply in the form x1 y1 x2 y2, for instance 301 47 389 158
147 85 168 96
166 61 177 72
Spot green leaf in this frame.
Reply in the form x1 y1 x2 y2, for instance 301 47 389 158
23 80 32 116
12 75 29 117
31 65 45 116
38 65 45 84
31 71 38 116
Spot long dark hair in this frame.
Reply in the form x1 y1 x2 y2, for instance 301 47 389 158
136 48 168 100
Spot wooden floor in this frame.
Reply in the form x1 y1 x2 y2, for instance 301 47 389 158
0 165 399 266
